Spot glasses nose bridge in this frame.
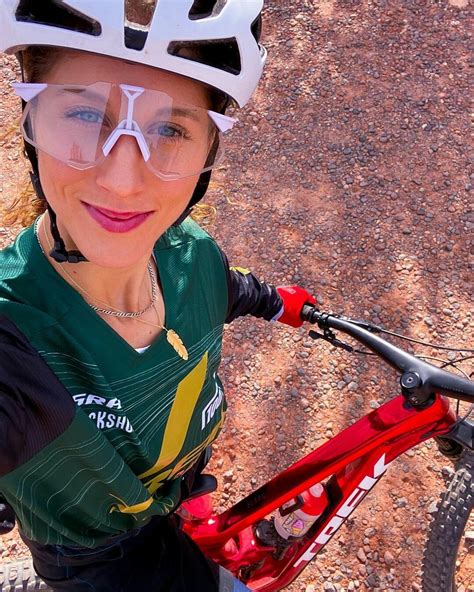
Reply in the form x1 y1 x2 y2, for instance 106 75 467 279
102 125 151 163
102 83 150 162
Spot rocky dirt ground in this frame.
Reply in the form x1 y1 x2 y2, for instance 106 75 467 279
0 1 472 591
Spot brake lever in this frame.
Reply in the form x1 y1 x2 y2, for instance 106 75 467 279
309 329 355 353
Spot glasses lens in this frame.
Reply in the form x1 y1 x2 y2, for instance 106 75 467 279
130 90 222 180
22 83 112 169
20 83 228 179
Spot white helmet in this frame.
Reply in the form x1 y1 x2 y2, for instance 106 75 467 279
0 0 267 107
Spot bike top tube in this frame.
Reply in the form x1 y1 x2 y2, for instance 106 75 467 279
301 305 474 404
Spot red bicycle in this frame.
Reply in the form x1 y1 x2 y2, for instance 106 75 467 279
1 306 473 591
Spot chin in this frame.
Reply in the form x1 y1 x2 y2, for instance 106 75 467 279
60 211 175 268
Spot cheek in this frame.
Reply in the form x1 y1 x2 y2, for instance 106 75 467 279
154 176 199 212
37 152 82 211
38 150 199 238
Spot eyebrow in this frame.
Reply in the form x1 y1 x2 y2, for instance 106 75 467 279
58 86 109 103
154 106 202 123
55 88 206 123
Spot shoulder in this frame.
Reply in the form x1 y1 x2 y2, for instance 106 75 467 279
156 217 218 249
0 224 70 327
0 225 37 301
155 218 225 268
155 218 229 321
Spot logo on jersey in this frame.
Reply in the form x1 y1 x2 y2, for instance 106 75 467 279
73 393 133 433
202 377 224 430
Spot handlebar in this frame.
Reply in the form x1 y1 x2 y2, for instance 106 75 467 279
301 305 474 404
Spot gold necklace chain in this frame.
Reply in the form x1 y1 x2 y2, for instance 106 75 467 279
90 260 157 318
36 215 188 360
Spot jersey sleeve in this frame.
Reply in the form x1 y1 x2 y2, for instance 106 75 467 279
0 315 76 477
219 248 283 324
0 389 25 476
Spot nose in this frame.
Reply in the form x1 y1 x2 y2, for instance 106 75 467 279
95 134 147 197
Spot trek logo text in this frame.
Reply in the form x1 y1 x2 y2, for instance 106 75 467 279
293 454 391 568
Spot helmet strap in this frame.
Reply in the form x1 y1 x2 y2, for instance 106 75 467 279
19 51 87 263
47 204 88 264
29 171 88 264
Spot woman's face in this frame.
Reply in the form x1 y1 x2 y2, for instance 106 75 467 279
36 51 212 268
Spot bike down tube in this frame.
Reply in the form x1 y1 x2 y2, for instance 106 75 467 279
190 396 456 590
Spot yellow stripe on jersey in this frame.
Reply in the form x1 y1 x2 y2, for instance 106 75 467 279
144 412 226 495
109 494 154 516
138 352 209 490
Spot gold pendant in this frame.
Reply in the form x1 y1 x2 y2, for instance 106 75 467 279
166 329 189 361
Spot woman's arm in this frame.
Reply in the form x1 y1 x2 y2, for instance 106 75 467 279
219 249 316 326
0 388 26 535
0 389 25 475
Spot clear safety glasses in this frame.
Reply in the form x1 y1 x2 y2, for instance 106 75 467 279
13 82 237 181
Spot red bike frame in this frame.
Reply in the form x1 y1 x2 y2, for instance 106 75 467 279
184 392 456 591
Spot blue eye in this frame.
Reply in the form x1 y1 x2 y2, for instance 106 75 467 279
161 125 179 137
148 122 188 140
66 108 104 125
158 124 182 137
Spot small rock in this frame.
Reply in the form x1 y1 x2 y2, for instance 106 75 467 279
441 465 454 478
464 530 474 543
396 497 408 508
364 527 376 538
366 573 379 587
357 548 367 563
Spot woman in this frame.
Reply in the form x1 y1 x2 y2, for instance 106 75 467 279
0 1 315 590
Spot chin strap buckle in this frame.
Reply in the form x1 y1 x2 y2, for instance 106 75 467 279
29 171 88 264
50 244 88 264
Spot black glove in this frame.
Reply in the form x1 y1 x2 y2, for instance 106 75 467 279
0 498 15 535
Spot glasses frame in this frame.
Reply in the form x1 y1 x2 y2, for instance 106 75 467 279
13 82 238 181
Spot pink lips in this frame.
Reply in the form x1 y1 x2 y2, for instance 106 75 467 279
83 203 152 233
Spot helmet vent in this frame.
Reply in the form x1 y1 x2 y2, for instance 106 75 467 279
188 0 227 20
251 16 262 43
15 0 101 36
168 39 241 75
124 27 148 51
125 0 158 27
124 1 159 51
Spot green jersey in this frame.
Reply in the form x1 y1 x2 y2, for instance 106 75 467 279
0 219 228 547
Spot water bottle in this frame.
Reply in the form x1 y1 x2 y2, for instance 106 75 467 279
273 483 329 539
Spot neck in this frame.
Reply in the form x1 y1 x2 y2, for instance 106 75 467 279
37 213 154 313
